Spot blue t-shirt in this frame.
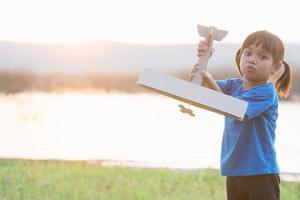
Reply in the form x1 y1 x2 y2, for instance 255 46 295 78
216 78 279 176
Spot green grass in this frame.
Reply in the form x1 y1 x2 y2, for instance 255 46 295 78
0 159 299 200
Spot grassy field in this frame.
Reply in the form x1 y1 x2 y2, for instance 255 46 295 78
0 160 299 200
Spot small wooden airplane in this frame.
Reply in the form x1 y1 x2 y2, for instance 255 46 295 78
191 25 229 84
137 24 248 121
178 25 229 116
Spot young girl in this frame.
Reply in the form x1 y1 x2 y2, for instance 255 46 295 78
191 30 292 200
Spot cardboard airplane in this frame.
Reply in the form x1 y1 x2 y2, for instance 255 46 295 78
137 25 248 121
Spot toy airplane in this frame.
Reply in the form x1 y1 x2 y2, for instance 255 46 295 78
178 25 229 116
137 24 248 121
191 25 229 84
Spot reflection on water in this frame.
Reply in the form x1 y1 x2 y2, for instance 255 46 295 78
0 92 299 175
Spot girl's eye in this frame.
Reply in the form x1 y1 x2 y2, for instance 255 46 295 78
243 51 251 56
259 55 269 60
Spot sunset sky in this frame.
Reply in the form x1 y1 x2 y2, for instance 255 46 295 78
1 0 299 44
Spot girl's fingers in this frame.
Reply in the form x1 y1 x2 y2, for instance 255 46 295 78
198 41 208 49
197 41 209 56
198 43 208 48
190 64 200 80
197 46 208 52
198 47 215 57
192 64 200 73
197 48 208 56
198 40 206 46
189 73 194 80
198 52 204 57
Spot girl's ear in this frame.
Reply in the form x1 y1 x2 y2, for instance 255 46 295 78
271 62 283 74
269 62 285 84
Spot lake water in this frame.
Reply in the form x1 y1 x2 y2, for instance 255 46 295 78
0 92 299 180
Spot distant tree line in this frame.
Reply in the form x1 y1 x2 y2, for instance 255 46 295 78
0 67 299 101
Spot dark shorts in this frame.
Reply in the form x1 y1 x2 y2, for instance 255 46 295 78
226 174 280 200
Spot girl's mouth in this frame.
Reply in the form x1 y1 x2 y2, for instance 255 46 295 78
244 65 256 72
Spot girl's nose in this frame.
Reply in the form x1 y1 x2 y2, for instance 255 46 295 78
248 55 257 64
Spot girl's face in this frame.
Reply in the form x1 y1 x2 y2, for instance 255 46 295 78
240 42 276 84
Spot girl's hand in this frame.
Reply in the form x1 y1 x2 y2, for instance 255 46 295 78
190 68 222 92
197 40 215 57
189 64 214 82
200 70 214 83
189 63 200 80
201 71 223 92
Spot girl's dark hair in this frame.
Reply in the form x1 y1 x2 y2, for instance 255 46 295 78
235 30 292 98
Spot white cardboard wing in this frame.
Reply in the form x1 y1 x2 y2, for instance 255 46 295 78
137 68 248 121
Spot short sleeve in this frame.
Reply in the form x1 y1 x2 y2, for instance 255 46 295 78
241 84 276 119
216 79 231 95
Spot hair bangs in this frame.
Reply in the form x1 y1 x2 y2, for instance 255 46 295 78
241 31 284 63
